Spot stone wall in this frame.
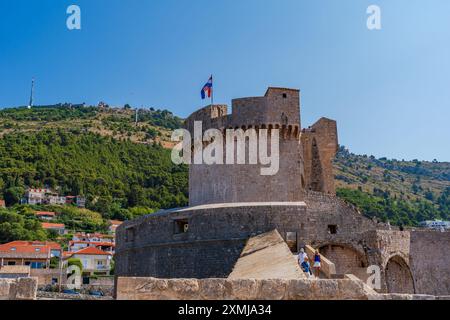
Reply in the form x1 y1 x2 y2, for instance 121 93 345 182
184 87 337 206
115 277 373 300
30 268 65 286
301 118 338 195
115 198 385 279
37 291 113 300
410 230 450 295
0 277 37 300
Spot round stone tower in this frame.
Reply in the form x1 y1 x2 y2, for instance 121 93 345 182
184 87 337 206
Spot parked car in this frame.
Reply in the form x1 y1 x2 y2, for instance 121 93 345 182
89 290 104 297
63 289 80 295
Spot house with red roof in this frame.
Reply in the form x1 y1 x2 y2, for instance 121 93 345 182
72 232 114 243
64 247 112 276
0 199 5 208
0 241 62 269
35 211 56 221
68 240 115 254
41 222 66 235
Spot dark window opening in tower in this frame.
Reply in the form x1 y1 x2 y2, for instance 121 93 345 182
174 219 189 234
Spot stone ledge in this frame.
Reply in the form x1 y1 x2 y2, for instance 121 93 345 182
116 277 371 300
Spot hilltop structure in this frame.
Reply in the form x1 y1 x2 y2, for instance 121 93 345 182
115 87 450 298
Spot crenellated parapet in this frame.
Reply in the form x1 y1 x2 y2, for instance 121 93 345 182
184 87 301 141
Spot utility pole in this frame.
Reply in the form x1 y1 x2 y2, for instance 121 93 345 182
135 108 139 126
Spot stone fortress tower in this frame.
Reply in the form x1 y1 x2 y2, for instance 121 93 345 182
116 87 450 297
185 87 337 206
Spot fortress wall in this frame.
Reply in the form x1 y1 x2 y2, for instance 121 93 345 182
115 196 386 279
188 137 304 206
409 230 450 295
303 191 381 243
116 204 309 278
115 239 246 279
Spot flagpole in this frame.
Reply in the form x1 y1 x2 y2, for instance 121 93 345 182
211 74 214 106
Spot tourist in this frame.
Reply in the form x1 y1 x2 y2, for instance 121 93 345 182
298 248 307 266
301 256 312 277
313 250 321 277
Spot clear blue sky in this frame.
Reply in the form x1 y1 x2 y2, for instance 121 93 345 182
1 0 449 161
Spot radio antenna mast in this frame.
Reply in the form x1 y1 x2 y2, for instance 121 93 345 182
28 78 35 109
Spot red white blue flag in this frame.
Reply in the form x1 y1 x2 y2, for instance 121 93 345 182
201 76 213 99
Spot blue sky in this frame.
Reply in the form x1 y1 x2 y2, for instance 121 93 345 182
0 0 449 161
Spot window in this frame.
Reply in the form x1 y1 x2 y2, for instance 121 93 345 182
52 278 58 285
282 93 287 98
7 261 16 266
174 219 189 234
30 262 44 269
328 225 338 234
10 247 16 251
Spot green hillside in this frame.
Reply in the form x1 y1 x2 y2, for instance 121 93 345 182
0 128 188 215
334 147 450 226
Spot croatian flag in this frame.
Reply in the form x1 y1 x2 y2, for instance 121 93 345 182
201 76 213 99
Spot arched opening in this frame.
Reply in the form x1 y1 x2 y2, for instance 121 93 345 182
319 244 368 276
385 255 415 294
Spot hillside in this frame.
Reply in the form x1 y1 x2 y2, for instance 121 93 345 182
0 104 182 148
0 104 449 229
334 147 450 226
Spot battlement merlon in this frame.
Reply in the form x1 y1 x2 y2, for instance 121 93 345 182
184 87 301 133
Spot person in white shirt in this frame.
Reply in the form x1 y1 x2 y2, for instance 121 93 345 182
298 248 307 266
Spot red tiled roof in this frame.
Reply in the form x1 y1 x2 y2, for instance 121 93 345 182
35 211 56 217
0 241 61 254
41 222 65 229
110 220 123 225
69 241 114 246
67 247 112 257
69 240 116 247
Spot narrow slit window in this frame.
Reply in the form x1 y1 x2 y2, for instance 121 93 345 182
174 219 189 234
328 225 338 234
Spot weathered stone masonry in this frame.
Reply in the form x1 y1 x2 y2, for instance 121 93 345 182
116 87 450 297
